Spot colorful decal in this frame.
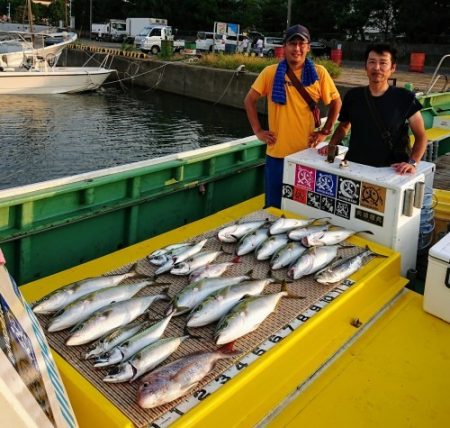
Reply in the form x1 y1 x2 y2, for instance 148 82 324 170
355 208 384 226
282 184 293 200
0 294 56 426
335 200 351 219
360 182 386 213
315 170 338 198
306 191 321 210
320 195 336 214
294 165 316 191
293 186 308 204
337 177 361 205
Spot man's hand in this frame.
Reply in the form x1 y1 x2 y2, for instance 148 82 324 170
391 162 416 175
256 130 277 145
317 143 329 156
308 131 328 148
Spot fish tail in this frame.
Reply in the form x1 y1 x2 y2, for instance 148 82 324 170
183 325 206 340
364 245 388 258
244 268 254 279
356 230 374 236
281 282 306 299
217 341 241 356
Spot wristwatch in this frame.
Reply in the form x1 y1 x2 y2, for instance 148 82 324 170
407 158 418 167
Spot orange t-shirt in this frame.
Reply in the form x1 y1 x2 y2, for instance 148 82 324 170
251 64 340 158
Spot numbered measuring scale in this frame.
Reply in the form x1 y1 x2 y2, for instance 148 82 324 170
281 148 435 275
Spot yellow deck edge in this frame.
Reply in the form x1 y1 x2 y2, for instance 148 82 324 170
266 290 450 428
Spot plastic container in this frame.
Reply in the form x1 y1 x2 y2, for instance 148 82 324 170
184 42 196 55
274 46 284 60
420 208 434 224
423 232 450 322
409 52 425 72
330 49 342 65
418 219 435 251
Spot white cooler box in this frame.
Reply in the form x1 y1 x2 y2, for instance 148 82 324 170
423 232 450 322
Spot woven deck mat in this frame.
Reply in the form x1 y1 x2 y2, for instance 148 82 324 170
37 210 362 427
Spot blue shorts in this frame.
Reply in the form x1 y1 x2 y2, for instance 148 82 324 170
264 155 284 208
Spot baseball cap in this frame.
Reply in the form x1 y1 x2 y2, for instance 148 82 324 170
284 24 311 43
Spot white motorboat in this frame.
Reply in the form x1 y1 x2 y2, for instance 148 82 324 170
0 55 115 94
0 31 78 68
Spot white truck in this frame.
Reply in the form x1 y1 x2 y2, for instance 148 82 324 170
91 19 127 42
134 25 185 55
125 17 168 42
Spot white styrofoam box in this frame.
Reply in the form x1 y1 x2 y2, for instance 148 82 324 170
423 232 450 322
281 148 435 275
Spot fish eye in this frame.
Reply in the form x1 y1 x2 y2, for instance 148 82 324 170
143 382 149 387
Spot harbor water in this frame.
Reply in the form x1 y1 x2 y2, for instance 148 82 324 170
0 87 254 190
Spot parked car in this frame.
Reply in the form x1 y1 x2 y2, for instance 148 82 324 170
310 41 331 57
262 36 284 57
195 31 223 52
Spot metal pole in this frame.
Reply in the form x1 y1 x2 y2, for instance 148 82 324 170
287 0 292 29
89 0 92 39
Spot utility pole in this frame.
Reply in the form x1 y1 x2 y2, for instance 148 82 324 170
287 0 292 29
89 0 92 39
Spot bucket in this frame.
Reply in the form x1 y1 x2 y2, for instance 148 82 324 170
409 52 425 72
330 49 342 66
184 42 196 55
274 46 285 60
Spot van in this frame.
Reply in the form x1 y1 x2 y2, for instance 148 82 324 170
195 31 223 52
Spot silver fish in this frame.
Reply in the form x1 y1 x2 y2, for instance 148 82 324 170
47 280 153 332
104 336 188 383
171 275 250 315
270 215 330 235
188 261 236 283
66 293 169 346
148 243 192 266
236 226 270 256
32 266 140 314
136 343 241 408
215 291 287 345
85 319 149 360
302 229 373 247
315 248 377 284
255 234 289 261
217 220 268 243
270 242 307 270
154 239 208 275
170 251 222 276
288 224 330 241
287 245 340 280
94 311 174 367
187 279 274 328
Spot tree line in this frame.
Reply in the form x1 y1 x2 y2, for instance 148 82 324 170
0 0 448 43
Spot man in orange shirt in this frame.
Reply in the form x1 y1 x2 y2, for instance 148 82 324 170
244 24 341 208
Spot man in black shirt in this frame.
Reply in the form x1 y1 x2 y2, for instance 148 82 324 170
320 44 427 174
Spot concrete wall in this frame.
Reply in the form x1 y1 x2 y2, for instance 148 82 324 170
66 48 352 115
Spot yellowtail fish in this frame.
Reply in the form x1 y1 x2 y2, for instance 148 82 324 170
302 229 373 247
217 220 269 243
269 215 330 235
287 246 340 280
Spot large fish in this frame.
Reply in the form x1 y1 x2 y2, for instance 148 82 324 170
302 229 373 247
287 245 340 280
255 234 290 261
314 247 380 284
270 242 307 270
288 224 330 241
186 278 274 328
147 243 192 266
217 220 268 243
154 239 208 275
214 291 288 345
236 226 270 256
171 275 251 315
188 261 237 283
47 280 154 332
93 311 174 367
136 343 241 408
85 319 149 360
32 265 140 314
269 215 330 235
66 293 169 346
170 251 222 276
104 336 188 383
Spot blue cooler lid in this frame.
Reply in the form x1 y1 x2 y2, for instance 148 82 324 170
429 232 450 263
